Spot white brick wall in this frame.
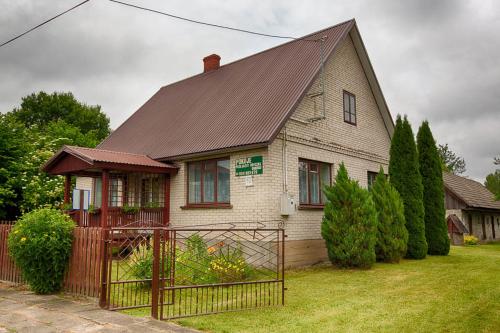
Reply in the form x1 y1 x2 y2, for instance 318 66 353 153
170 34 392 242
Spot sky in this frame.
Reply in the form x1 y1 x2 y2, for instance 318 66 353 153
1 0 499 181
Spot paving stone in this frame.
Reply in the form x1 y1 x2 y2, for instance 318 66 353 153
0 287 199 333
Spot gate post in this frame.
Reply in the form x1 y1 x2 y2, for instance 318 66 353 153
151 229 161 319
99 228 109 308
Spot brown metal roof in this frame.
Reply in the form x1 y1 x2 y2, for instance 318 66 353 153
98 20 356 160
43 145 177 174
443 172 500 211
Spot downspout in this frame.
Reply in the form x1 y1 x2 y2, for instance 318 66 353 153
282 126 288 193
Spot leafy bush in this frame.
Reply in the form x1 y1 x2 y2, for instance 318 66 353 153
464 235 479 246
130 243 154 282
208 245 253 283
371 167 408 262
8 208 75 294
130 234 254 285
321 163 378 268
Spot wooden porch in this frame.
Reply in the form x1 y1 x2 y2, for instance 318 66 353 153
42 145 178 228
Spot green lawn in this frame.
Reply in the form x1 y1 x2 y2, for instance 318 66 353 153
172 243 500 333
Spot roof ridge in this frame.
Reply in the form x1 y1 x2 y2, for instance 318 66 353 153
70 145 155 158
159 19 355 90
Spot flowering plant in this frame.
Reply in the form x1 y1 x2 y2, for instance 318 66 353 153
8 208 75 293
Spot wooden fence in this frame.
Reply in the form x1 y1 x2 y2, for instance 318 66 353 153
63 227 104 297
0 225 23 284
0 225 104 298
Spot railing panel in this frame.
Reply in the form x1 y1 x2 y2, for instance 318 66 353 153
103 226 285 319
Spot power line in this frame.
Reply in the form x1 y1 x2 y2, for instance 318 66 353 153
0 0 91 49
108 0 298 40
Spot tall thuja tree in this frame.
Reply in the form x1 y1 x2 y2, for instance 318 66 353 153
321 163 378 268
371 167 408 262
417 121 450 255
389 116 427 259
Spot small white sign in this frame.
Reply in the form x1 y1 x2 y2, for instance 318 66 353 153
244 175 253 187
72 189 90 210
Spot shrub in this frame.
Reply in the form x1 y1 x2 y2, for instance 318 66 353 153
8 208 75 294
208 245 253 283
130 243 154 282
417 121 450 255
464 235 479 246
130 234 255 285
321 163 378 268
371 167 408 262
389 115 427 259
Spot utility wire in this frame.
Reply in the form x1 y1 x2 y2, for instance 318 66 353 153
108 0 298 40
0 0 91 48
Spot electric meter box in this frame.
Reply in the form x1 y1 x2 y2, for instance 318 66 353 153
280 192 296 216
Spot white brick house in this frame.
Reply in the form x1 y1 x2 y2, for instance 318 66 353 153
46 19 394 267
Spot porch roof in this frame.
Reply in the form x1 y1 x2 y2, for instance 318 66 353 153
43 145 178 175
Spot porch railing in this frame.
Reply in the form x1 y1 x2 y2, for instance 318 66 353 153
68 207 164 228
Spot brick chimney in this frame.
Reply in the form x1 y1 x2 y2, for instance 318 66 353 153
203 54 221 73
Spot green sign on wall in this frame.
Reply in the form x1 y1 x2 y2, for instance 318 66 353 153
235 156 263 176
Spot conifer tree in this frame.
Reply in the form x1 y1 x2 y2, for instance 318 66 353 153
417 121 450 255
321 163 378 268
371 167 408 262
389 115 427 259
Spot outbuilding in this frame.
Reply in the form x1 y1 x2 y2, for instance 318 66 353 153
444 172 500 243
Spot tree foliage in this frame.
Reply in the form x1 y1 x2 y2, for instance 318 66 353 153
437 143 466 175
371 167 408 262
0 92 110 219
485 170 500 201
8 208 75 294
417 121 450 255
321 163 378 268
389 115 427 259
11 91 109 140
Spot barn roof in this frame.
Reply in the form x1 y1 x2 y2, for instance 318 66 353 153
98 19 394 160
443 172 500 211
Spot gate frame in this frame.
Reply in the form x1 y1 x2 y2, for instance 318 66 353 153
99 225 285 319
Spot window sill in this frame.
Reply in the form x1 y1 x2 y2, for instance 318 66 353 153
181 204 233 210
298 204 325 210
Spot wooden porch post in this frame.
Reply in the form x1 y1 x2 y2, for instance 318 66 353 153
64 174 71 204
163 174 171 226
101 170 109 229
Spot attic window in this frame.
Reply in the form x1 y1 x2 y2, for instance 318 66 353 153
343 90 356 125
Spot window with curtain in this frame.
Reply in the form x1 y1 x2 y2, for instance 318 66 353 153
343 90 356 125
299 159 331 206
93 176 123 207
367 171 378 190
187 158 230 205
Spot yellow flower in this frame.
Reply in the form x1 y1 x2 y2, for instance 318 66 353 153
20 237 27 242
207 246 216 254
14 230 19 234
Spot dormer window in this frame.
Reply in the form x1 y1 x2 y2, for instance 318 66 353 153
343 90 356 125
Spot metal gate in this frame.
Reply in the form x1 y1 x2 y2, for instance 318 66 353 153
101 224 285 319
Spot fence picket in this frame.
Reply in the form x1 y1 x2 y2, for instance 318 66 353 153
0 225 103 298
